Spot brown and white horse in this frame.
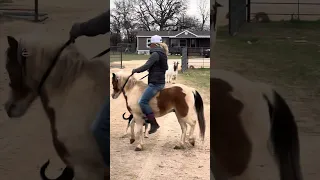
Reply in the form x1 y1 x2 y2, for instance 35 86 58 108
111 70 206 151
211 69 303 180
3 34 109 180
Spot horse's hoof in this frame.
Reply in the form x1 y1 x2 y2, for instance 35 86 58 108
189 139 195 146
130 139 135 144
135 147 143 151
174 145 185 149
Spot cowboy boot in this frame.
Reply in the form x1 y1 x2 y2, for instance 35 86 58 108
146 113 160 134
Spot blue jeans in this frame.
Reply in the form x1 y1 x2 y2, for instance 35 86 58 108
138 83 165 115
91 96 110 167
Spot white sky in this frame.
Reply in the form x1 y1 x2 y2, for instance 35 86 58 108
110 0 209 21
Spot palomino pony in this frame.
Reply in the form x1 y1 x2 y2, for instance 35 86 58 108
111 71 206 151
4 34 109 180
211 69 303 180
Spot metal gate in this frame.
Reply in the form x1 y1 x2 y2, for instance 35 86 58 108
229 0 247 36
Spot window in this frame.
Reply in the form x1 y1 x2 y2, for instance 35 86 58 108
191 39 196 47
146 38 151 48
180 39 187 47
170 39 178 47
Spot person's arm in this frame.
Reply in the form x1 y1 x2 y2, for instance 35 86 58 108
133 52 159 73
79 10 110 36
70 10 110 40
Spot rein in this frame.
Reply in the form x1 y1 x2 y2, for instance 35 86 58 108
121 73 148 94
36 39 110 94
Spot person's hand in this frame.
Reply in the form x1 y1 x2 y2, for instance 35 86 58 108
69 23 82 42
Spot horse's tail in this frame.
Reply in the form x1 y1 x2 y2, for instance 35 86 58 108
262 89 303 180
40 160 74 180
193 90 205 141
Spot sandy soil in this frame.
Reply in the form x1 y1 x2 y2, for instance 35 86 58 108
110 60 210 180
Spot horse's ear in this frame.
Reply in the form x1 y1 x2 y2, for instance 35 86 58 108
112 73 116 79
7 36 18 49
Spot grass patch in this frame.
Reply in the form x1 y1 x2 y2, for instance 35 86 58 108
214 22 320 89
179 68 210 91
110 53 181 61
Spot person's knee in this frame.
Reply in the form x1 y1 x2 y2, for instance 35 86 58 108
138 98 147 107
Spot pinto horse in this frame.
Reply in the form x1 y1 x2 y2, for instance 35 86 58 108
211 69 303 180
111 71 206 151
4 35 109 180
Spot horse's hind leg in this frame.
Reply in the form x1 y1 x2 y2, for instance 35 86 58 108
187 119 196 146
174 116 188 149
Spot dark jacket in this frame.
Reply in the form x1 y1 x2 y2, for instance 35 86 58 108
78 10 110 36
133 47 168 84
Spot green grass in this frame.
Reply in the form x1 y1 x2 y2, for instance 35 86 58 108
110 53 181 62
214 21 320 89
179 68 210 91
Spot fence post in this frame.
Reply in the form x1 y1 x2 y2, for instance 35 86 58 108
247 0 251 22
34 0 38 22
181 47 188 73
297 0 300 20
120 47 123 69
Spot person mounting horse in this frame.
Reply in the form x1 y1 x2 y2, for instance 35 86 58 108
131 35 169 134
69 10 110 178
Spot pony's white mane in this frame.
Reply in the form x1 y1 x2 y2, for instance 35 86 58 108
17 33 106 92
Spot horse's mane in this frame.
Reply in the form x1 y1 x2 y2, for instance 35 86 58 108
116 72 147 91
18 34 107 92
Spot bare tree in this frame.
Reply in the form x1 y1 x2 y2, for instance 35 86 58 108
175 14 201 31
136 0 187 31
111 0 137 43
197 0 209 31
135 1 155 31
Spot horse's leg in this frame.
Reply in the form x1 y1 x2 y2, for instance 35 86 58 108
174 116 188 149
135 118 145 151
187 119 197 146
144 123 149 138
121 121 130 138
130 119 135 144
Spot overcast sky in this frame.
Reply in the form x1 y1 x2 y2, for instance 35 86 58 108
110 0 209 21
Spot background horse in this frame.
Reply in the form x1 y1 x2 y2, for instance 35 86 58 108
111 71 206 151
4 34 109 180
211 69 303 180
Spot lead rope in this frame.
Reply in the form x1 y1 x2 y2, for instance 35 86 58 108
37 39 111 94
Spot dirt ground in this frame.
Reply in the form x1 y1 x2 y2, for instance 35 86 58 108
110 60 210 180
